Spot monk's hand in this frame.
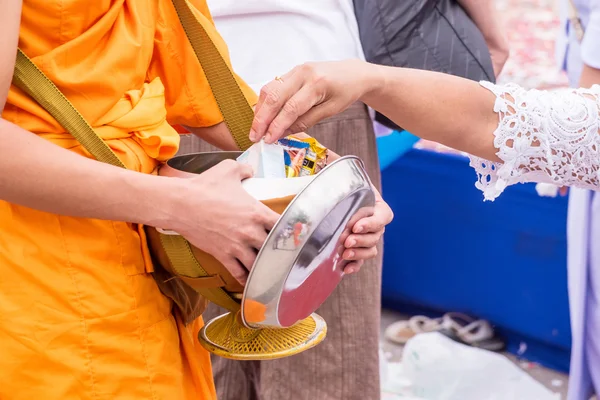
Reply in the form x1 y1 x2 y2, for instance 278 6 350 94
342 187 393 275
249 60 379 144
169 160 279 285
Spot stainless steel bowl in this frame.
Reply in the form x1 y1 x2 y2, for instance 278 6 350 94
159 152 376 329
241 155 375 329
161 151 244 178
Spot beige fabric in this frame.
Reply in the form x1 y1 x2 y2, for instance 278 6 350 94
177 102 383 400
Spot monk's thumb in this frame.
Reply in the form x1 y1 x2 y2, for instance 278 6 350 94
235 163 255 180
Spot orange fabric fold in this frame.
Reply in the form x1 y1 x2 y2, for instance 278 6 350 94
36 77 180 172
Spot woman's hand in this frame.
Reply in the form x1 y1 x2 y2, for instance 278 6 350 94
342 187 393 274
166 160 279 285
249 60 380 144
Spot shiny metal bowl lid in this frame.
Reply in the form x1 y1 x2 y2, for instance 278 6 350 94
241 155 375 329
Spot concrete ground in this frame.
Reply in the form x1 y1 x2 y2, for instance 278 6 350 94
380 309 571 399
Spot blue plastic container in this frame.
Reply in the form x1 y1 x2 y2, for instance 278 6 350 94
381 147 571 372
376 130 420 170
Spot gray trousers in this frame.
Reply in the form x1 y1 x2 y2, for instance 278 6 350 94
178 103 383 400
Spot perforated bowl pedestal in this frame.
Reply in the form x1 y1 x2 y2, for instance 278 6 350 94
198 312 327 360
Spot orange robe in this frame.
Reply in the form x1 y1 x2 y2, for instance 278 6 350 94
0 1 256 399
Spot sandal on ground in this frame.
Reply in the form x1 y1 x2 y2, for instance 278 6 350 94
384 315 443 344
439 312 506 352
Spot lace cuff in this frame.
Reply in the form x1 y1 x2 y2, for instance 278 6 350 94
470 81 600 201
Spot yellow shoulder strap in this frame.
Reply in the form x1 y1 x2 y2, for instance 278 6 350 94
171 0 254 151
12 49 126 168
11 0 251 313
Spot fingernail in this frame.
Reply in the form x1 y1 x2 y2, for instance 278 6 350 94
249 129 256 141
345 251 354 260
265 133 272 143
354 226 363 233
348 239 356 248
345 267 355 275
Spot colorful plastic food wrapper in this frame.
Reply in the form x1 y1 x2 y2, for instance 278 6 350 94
278 136 328 177
279 138 309 178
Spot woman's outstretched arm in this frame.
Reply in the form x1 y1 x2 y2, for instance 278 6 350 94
251 62 501 159
250 61 600 200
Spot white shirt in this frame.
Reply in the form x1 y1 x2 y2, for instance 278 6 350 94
207 0 365 94
556 0 600 85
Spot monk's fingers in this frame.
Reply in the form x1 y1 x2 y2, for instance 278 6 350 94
344 232 383 249
343 260 365 275
352 202 393 234
342 246 378 261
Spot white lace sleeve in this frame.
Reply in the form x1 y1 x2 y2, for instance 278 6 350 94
471 81 600 201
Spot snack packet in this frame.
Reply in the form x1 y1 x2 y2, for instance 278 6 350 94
278 136 329 177
278 138 310 178
291 135 328 175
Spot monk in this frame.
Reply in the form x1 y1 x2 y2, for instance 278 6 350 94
0 1 391 399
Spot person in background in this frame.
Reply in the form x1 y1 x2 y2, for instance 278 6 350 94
172 1 507 400
354 0 508 132
459 0 510 77
196 1 384 399
555 1 600 399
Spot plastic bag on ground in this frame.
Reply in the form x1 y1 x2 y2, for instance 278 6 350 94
381 332 561 400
